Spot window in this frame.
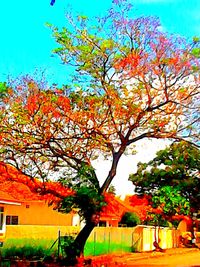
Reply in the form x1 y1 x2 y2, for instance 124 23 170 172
0 207 4 230
6 215 19 225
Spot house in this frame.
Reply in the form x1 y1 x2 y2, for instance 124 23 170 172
0 163 133 235
0 162 76 241
0 183 75 241
0 191 21 243
98 195 138 227
0 181 73 224
0 162 138 230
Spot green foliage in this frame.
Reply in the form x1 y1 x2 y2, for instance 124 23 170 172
59 235 80 261
61 186 106 222
107 184 116 195
1 238 55 259
0 82 9 99
193 36 200 43
152 186 190 215
120 212 141 227
144 213 170 227
2 237 132 259
191 47 200 58
129 141 200 213
59 164 106 222
190 36 200 69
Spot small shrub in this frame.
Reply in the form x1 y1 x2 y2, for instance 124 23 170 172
120 212 141 227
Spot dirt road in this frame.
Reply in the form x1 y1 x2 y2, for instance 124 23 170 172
125 250 200 267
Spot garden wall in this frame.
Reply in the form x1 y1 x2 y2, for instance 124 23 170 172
87 226 180 252
5 225 180 252
6 225 80 240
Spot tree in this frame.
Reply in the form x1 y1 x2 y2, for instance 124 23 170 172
150 185 190 250
129 141 200 212
127 194 152 222
120 211 141 227
0 0 199 263
129 141 199 248
148 186 190 231
151 186 190 218
107 184 116 195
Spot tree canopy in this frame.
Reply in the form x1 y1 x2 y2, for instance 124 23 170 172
120 211 141 227
129 141 200 214
0 0 199 260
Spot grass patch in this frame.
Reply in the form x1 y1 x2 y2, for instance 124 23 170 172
1 238 57 259
84 241 132 256
1 238 132 258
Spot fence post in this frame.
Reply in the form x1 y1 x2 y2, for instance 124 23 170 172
58 230 61 258
121 230 123 253
132 231 134 252
108 232 111 254
94 231 96 256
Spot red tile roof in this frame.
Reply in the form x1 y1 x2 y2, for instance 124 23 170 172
100 195 136 221
0 162 43 202
0 191 21 205
0 181 42 202
0 162 73 203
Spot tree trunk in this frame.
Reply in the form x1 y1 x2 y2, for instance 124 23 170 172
153 219 164 252
63 148 126 265
74 220 96 254
63 219 96 265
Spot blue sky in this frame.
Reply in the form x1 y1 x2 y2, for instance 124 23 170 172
0 0 199 86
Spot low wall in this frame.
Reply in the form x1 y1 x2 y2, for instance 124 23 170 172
6 225 80 240
5 225 180 252
88 226 180 252
137 225 180 251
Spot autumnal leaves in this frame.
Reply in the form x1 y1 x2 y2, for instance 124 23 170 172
0 2 199 258
0 162 74 204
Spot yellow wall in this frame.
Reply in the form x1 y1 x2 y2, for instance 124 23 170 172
6 225 80 240
5 201 73 226
5 225 180 252
138 226 180 251
88 226 180 252
88 227 134 244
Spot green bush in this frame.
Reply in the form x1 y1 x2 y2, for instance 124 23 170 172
120 212 141 227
